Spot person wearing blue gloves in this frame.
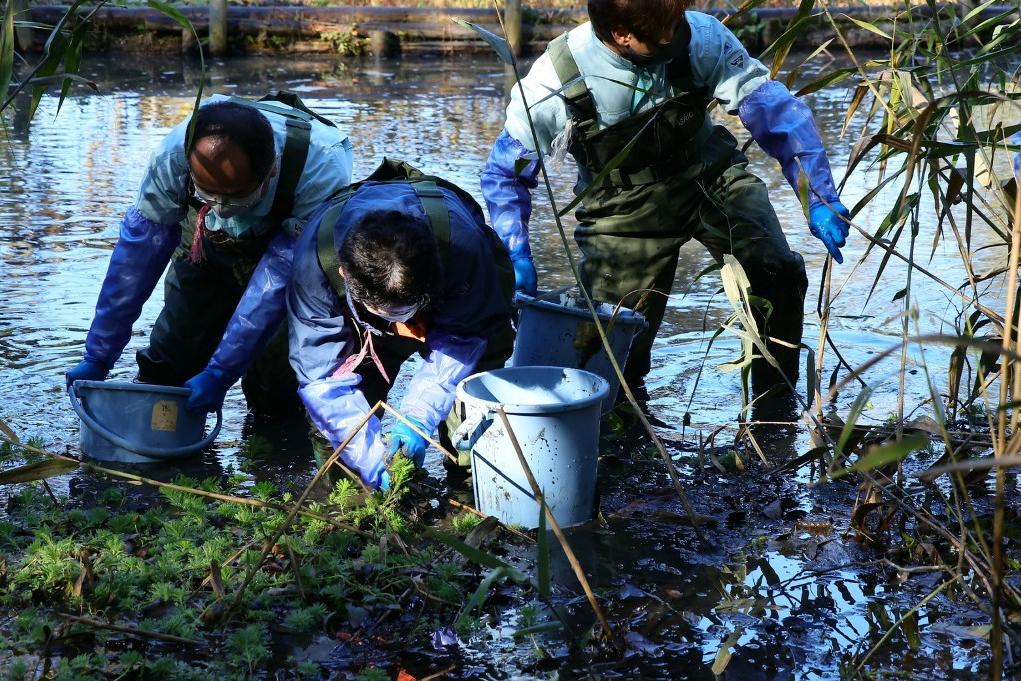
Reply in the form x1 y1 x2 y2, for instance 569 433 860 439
66 93 354 414
481 0 850 397
287 159 515 489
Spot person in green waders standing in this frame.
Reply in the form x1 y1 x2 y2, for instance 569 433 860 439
65 94 353 416
481 0 851 409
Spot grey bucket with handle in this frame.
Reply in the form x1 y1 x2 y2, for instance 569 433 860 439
69 380 222 463
509 291 647 413
454 366 609 530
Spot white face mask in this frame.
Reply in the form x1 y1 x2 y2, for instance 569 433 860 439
366 302 421 323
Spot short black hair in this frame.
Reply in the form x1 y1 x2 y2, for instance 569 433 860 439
186 101 276 181
588 0 690 44
339 208 443 311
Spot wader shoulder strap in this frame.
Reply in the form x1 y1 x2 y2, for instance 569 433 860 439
259 90 337 128
410 181 451 267
315 199 352 299
268 117 311 228
548 34 598 131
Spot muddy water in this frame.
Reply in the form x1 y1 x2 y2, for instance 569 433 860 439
0 53 1010 678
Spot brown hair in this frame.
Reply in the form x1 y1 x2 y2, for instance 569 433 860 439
588 0 691 44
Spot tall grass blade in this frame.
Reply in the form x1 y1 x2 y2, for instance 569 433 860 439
0 416 20 444
0 458 79 484
427 527 514 570
834 387 873 463
0 0 14 107
452 18 513 65
832 433 928 479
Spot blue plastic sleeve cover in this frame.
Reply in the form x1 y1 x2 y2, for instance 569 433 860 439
1014 131 1020 177
205 231 296 386
299 374 388 488
480 130 541 258
738 79 840 209
83 207 182 369
399 332 488 437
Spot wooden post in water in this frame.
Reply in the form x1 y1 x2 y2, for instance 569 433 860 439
209 0 228 56
505 0 523 58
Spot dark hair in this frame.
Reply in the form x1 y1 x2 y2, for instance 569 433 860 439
588 0 690 44
339 209 442 311
186 101 276 182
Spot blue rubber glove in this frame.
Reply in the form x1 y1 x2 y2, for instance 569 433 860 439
183 368 232 413
379 471 392 492
386 418 429 467
66 358 109 390
511 255 538 296
809 200 851 264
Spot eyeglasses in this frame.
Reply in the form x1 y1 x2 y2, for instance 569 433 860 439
364 302 422 323
190 173 270 210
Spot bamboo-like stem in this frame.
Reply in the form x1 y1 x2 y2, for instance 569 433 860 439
0 437 369 537
815 258 833 417
61 613 201 645
445 497 534 543
991 169 1021 680
495 407 614 643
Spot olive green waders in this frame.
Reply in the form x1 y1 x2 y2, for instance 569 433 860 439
136 92 333 415
549 34 808 396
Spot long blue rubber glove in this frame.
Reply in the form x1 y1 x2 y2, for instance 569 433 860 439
66 359 109 389
182 367 232 413
76 207 181 377
184 231 296 413
739 80 848 262
809 201 851 264
1014 131 1021 177
481 130 541 295
386 417 429 467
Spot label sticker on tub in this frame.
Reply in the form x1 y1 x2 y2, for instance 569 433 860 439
151 401 179 432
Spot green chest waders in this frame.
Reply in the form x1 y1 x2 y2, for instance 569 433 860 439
548 35 807 397
137 92 334 415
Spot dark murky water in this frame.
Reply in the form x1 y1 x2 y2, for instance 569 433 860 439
1 53 1012 678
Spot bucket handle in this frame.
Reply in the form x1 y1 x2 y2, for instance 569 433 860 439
451 408 495 452
68 383 222 460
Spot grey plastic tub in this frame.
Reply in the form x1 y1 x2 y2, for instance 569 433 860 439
69 380 222 463
509 292 646 412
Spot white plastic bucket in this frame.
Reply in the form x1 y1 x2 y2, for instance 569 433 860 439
454 366 608 529
509 292 646 413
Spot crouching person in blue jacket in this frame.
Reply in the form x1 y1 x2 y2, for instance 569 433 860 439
287 159 516 490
